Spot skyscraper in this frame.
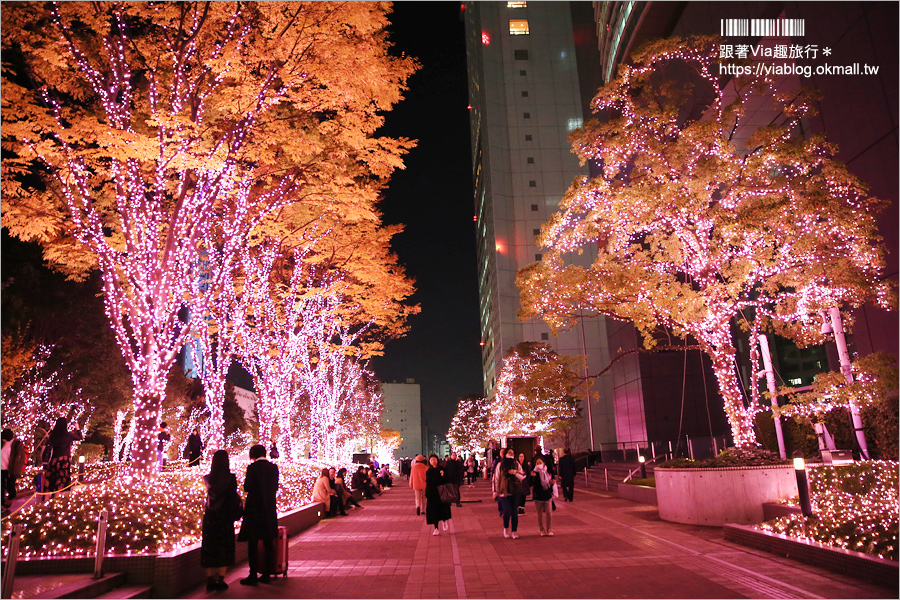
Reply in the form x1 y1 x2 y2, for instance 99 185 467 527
464 1 617 449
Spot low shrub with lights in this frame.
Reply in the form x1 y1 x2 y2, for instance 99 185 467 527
756 460 898 561
1 459 321 558
657 446 789 469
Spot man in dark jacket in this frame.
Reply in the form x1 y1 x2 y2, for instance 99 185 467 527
558 447 576 502
238 444 279 586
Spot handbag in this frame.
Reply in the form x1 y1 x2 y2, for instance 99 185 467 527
506 475 523 497
438 483 460 504
552 482 559 498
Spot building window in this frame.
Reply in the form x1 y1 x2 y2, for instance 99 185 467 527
523 112 530 119
530 204 538 211
507 1 527 7
521 90 529 97
526 156 534 164
524 134 532 141
529 180 537 187
519 69 527 76
509 20 530 35
535 254 542 261
514 49 529 60
532 228 540 235
567 117 584 132
541 332 549 340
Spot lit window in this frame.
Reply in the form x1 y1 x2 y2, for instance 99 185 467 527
509 20 529 35
482 32 490 45
507 1 527 7
566 117 583 132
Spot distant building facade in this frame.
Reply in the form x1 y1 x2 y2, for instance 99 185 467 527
381 381 423 460
464 0 617 451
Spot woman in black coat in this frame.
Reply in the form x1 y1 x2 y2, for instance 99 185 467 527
424 454 451 535
201 450 238 592
44 417 82 498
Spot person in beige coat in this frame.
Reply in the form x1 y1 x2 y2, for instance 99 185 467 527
312 467 336 513
409 454 428 516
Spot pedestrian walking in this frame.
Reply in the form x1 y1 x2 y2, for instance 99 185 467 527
201 450 240 592
157 422 171 470
237 444 279 586
465 454 478 486
531 456 554 536
558 447 575 502
44 417 82 498
425 454 451 535
516 452 531 515
186 427 204 466
444 451 464 507
534 446 558 511
1 429 27 511
409 454 427 516
492 448 525 538
312 467 336 514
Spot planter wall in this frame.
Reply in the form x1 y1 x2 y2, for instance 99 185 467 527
618 483 658 505
3 502 325 599
655 466 795 526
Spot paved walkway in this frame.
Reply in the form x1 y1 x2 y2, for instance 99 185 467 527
180 478 894 599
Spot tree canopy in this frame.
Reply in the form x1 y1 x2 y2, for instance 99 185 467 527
518 36 894 446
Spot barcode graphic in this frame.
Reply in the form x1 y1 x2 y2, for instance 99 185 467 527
720 18 805 37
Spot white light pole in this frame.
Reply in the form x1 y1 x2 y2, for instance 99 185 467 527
820 308 870 460
757 334 786 459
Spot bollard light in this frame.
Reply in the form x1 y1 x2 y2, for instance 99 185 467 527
638 454 647 479
792 451 813 517
78 455 86 483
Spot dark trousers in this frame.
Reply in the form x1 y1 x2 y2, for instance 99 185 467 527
561 477 574 501
499 495 520 531
1 470 16 505
247 538 274 577
329 492 346 516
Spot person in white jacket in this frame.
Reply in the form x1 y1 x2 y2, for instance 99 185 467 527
492 448 525 538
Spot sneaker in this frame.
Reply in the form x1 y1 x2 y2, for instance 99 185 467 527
546 531 554 536
432 528 440 536
511 532 520 539
503 528 510 538
540 531 547 537
416 507 420 516
441 520 449 531
240 576 258 587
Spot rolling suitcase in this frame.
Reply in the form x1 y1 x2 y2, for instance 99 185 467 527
260 525 289 577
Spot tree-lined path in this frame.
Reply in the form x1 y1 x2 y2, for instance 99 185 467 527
180 478 892 599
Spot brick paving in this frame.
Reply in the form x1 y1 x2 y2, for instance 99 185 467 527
180 478 895 599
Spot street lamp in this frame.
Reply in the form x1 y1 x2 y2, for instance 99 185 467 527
638 454 646 479
792 451 813 517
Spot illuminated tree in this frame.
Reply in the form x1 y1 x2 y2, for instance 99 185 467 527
2 2 416 476
1 345 93 454
488 343 585 439
447 395 490 454
518 36 894 447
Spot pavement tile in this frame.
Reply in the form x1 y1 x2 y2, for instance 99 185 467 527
177 478 896 599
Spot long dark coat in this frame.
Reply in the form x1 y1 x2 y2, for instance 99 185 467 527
558 453 575 482
425 465 451 525
237 459 279 541
201 472 238 568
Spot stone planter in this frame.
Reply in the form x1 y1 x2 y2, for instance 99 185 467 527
655 465 795 526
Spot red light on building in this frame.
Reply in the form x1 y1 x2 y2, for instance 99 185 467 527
473 215 478 222
480 341 485 347
482 32 490 45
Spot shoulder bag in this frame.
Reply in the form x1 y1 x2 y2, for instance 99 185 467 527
438 482 460 504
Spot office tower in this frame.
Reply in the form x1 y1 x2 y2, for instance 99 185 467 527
464 1 617 450
381 381 424 459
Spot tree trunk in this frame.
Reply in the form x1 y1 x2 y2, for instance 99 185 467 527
129 396 161 477
204 383 225 453
707 345 757 447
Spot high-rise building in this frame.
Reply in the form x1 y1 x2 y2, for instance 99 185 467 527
463 1 617 450
381 381 424 459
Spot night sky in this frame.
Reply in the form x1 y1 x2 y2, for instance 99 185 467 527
370 2 483 436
